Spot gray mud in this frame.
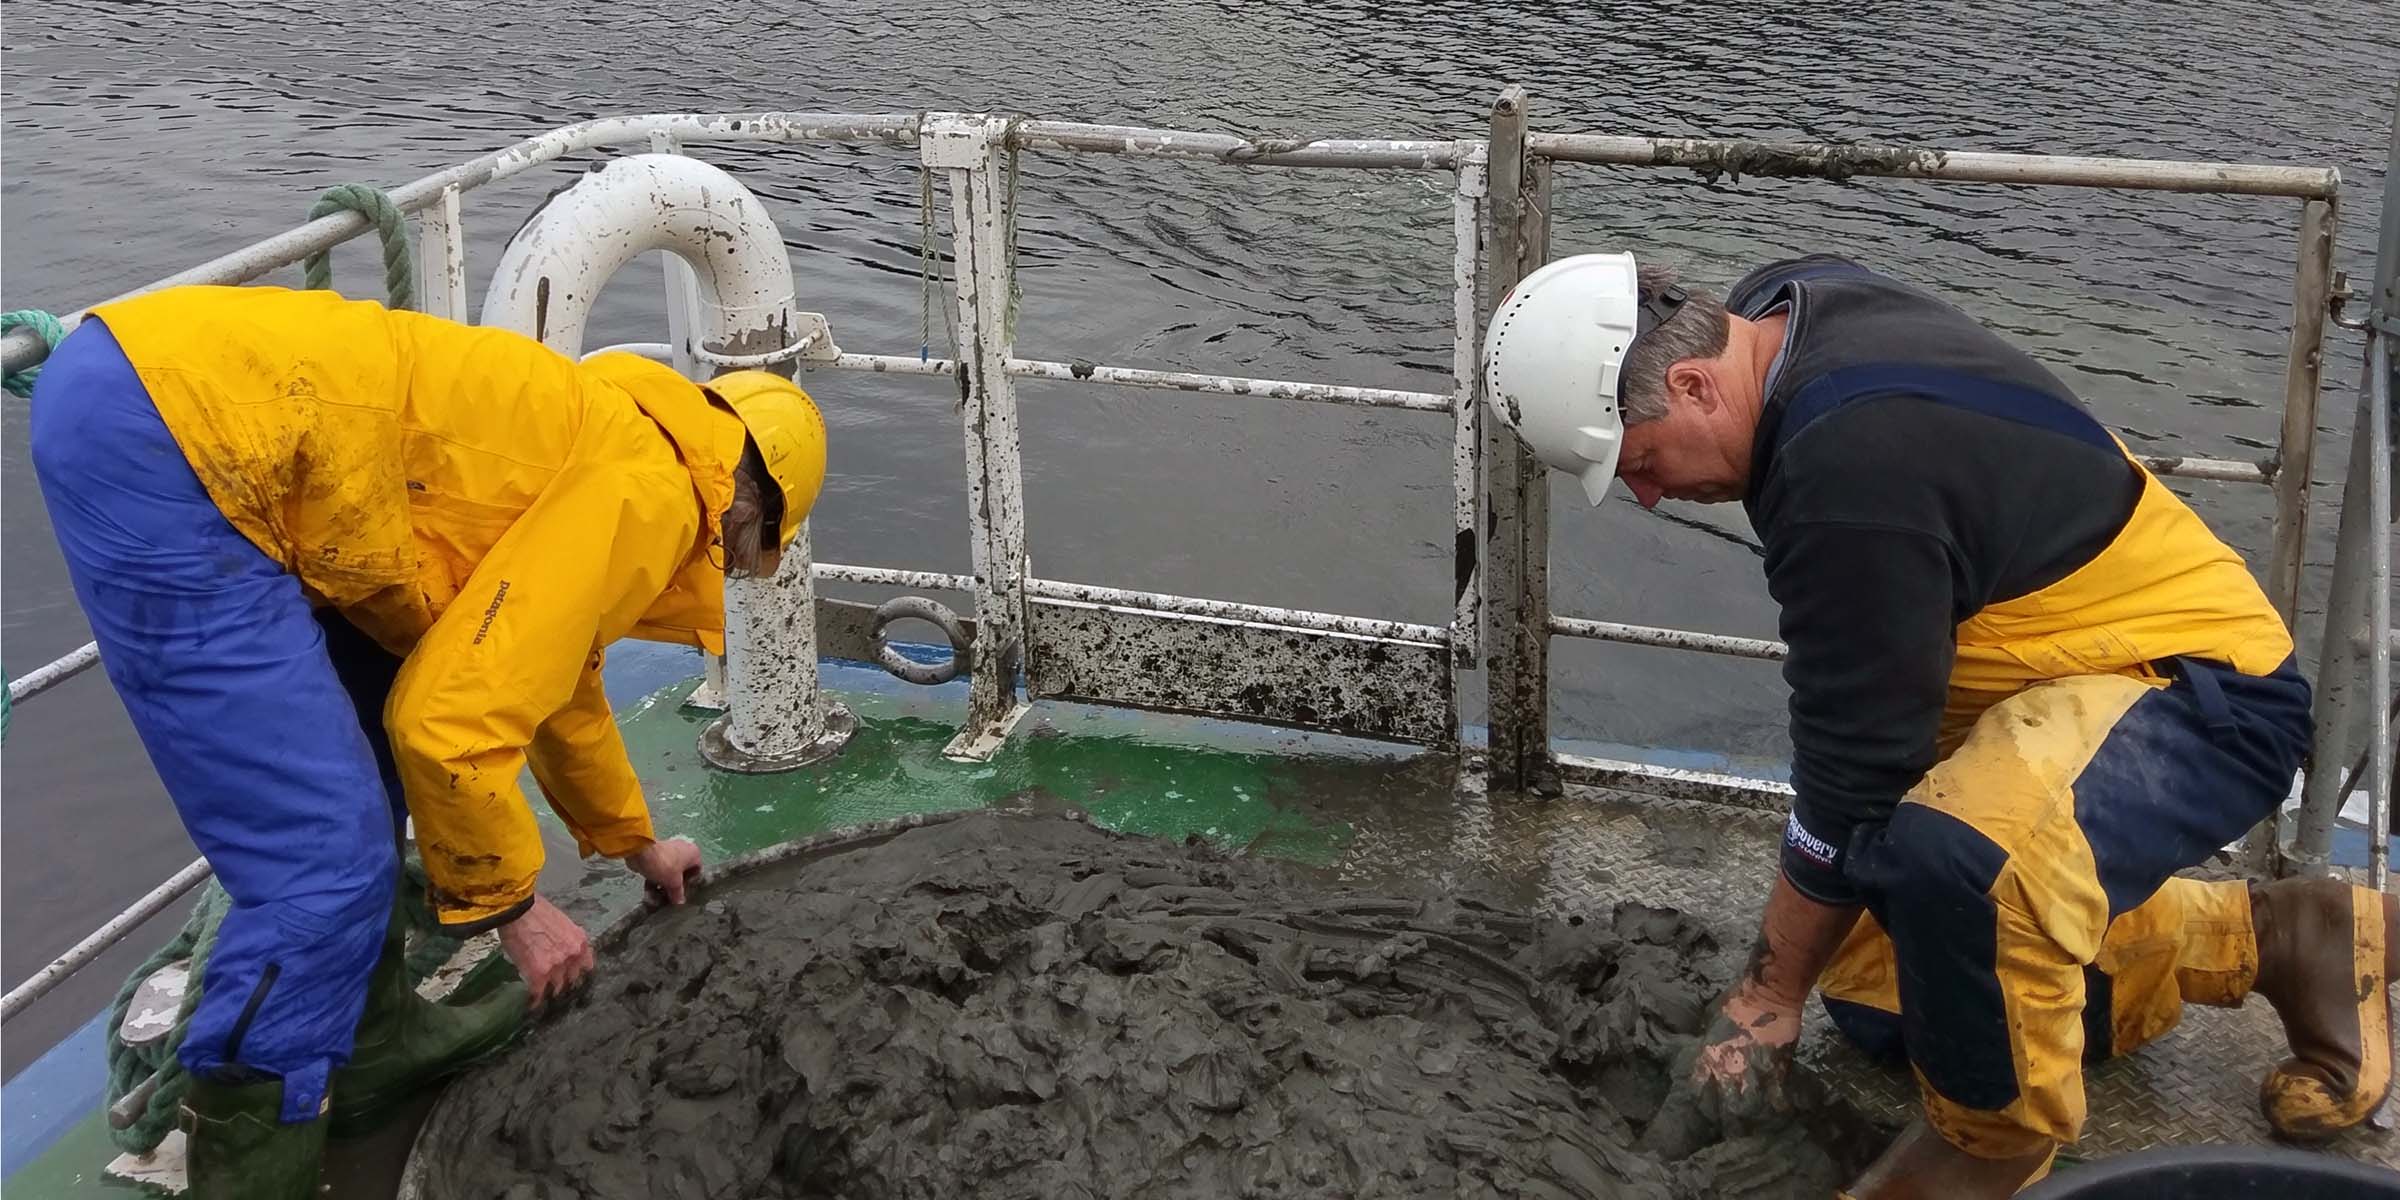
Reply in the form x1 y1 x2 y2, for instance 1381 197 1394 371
419 814 1879 1199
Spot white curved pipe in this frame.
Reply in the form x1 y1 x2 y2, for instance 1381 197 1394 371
479 153 798 361
479 154 845 771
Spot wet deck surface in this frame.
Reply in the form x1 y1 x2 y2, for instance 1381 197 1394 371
14 671 2395 1195
1348 777 2400 1173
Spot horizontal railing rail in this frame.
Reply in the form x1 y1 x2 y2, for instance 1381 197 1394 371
1526 132 2341 198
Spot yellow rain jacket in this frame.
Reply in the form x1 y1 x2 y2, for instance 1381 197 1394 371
94 285 751 930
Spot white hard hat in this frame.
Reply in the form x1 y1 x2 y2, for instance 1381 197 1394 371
1481 252 1663 506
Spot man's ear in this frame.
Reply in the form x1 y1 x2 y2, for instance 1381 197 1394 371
721 471 764 573
1666 359 1716 414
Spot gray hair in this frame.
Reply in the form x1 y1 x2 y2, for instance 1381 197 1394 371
1619 263 1730 425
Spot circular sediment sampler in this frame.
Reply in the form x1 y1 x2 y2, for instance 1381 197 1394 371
408 812 1878 1200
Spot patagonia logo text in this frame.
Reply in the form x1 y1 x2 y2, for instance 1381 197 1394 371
472 581 511 645
1783 814 1839 867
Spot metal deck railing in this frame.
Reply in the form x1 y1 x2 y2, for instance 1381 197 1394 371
4 89 2393 1027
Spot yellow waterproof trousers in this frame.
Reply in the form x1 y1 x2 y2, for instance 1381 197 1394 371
1818 657 2312 1159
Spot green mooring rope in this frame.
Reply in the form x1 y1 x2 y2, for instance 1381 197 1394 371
2 308 69 398
301 184 416 311
104 882 231 1153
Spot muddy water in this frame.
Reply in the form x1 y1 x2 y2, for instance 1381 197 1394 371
3 0 2394 1068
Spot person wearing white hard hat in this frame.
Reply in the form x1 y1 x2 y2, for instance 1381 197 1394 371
1484 252 2391 1197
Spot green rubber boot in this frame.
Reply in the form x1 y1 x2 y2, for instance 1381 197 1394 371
328 916 528 1137
181 1074 328 1200
433 943 525 1010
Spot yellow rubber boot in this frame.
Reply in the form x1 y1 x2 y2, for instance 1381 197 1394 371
2251 877 2396 1142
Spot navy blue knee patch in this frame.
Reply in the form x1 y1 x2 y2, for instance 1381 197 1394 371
1824 996 1909 1065
2072 659 2313 919
2081 965 2115 1063
1849 805 2019 1112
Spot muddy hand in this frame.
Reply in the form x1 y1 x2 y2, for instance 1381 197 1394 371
1639 993 1802 1160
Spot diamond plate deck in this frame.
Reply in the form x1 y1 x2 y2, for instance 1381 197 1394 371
1295 764 2399 1170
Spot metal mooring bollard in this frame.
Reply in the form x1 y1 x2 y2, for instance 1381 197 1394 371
700 519 856 773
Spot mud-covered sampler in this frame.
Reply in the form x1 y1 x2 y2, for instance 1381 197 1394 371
416 813 1880 1199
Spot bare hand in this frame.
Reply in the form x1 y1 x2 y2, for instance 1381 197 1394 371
495 893 594 1011
626 837 704 906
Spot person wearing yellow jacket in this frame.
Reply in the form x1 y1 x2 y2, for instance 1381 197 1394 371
28 284 827 1198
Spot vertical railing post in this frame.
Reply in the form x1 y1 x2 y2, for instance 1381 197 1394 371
412 185 467 322
1481 87 1560 796
2245 197 2340 870
1521 151 1555 782
1449 144 1490 677
2267 197 2338 624
925 114 1033 760
2358 86 2397 890
2364 333 2392 892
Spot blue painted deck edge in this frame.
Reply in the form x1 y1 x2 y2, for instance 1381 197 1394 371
2 1009 110 1177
